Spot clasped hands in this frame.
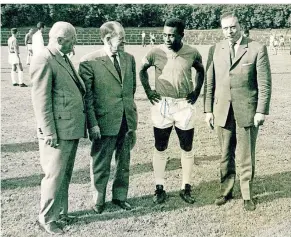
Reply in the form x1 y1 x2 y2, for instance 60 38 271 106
146 89 199 105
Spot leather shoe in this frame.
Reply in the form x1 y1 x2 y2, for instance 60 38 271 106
215 193 233 206
179 184 195 204
12 83 19 86
244 200 256 211
112 199 132 210
37 220 64 235
58 214 77 225
153 185 167 204
92 204 105 214
19 83 28 87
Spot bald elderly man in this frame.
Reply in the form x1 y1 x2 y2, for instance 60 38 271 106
31 21 86 234
79 21 137 214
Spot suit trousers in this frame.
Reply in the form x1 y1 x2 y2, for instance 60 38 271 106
216 105 259 200
90 116 131 205
38 139 79 224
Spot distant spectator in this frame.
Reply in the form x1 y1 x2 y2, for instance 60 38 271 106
243 29 249 38
25 28 34 65
150 32 156 46
279 35 285 51
7 28 28 87
32 22 45 56
269 33 277 55
141 31 146 47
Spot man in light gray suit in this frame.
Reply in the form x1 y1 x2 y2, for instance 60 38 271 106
79 21 137 214
204 12 272 211
31 21 86 234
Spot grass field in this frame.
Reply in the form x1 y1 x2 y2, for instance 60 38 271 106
1 44 291 237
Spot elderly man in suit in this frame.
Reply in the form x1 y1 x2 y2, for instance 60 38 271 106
204 12 272 211
79 21 137 214
31 21 86 234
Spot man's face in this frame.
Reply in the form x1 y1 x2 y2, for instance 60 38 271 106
221 16 241 43
59 33 76 54
104 30 125 55
163 26 183 50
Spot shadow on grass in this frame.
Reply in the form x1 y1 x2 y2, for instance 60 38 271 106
70 171 291 223
1 156 219 190
1 141 39 153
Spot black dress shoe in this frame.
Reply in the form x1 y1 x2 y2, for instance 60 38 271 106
92 204 105 214
112 199 132 210
12 83 19 86
19 83 28 87
37 220 64 235
58 214 78 225
179 184 195 204
215 193 233 206
153 185 167 204
244 199 256 211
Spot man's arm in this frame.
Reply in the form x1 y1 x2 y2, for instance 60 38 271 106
30 54 58 147
139 60 161 104
204 45 216 129
132 55 137 95
254 44 272 127
78 60 101 140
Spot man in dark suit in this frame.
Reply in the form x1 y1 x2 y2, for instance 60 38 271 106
31 21 86 234
79 21 137 214
204 12 272 211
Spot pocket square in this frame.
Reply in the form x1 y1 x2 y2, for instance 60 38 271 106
242 63 253 66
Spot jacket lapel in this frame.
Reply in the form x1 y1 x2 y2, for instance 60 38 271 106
100 49 122 83
231 37 248 67
221 40 231 67
119 51 127 82
48 46 86 93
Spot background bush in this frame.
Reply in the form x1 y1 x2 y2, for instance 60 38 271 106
1 4 291 29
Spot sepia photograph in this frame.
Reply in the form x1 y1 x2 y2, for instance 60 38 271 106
1 2 291 236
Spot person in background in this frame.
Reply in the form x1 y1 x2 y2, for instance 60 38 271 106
141 31 146 47
25 28 34 65
242 29 249 38
79 21 137 214
204 12 272 211
7 28 27 87
32 22 45 56
139 18 204 205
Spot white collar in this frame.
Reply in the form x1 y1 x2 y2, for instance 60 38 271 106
57 48 65 57
229 36 242 46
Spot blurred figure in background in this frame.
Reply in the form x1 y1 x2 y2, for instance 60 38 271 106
25 28 34 65
7 28 27 87
141 30 146 47
242 29 249 38
32 22 45 56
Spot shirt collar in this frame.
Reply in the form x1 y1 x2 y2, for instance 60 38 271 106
57 48 65 57
104 46 119 58
229 36 242 46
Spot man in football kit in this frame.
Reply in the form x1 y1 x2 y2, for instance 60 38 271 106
139 18 205 204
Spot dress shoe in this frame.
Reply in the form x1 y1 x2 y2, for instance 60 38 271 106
112 199 132 210
215 193 233 206
92 204 105 214
153 185 167 204
58 214 77 225
179 184 195 204
19 83 28 87
244 200 256 211
37 220 64 235
12 83 19 86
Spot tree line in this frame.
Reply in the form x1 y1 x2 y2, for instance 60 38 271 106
1 4 291 29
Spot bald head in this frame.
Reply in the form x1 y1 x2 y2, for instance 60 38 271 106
49 21 76 44
49 21 76 54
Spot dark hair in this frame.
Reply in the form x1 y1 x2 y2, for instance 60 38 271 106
37 22 45 29
243 29 249 34
220 12 238 21
11 28 17 34
164 18 185 35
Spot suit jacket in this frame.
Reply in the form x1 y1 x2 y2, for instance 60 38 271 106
79 48 137 136
30 46 87 140
204 37 272 128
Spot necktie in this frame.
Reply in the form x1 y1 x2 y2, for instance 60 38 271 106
112 54 122 81
63 54 85 95
230 42 236 63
